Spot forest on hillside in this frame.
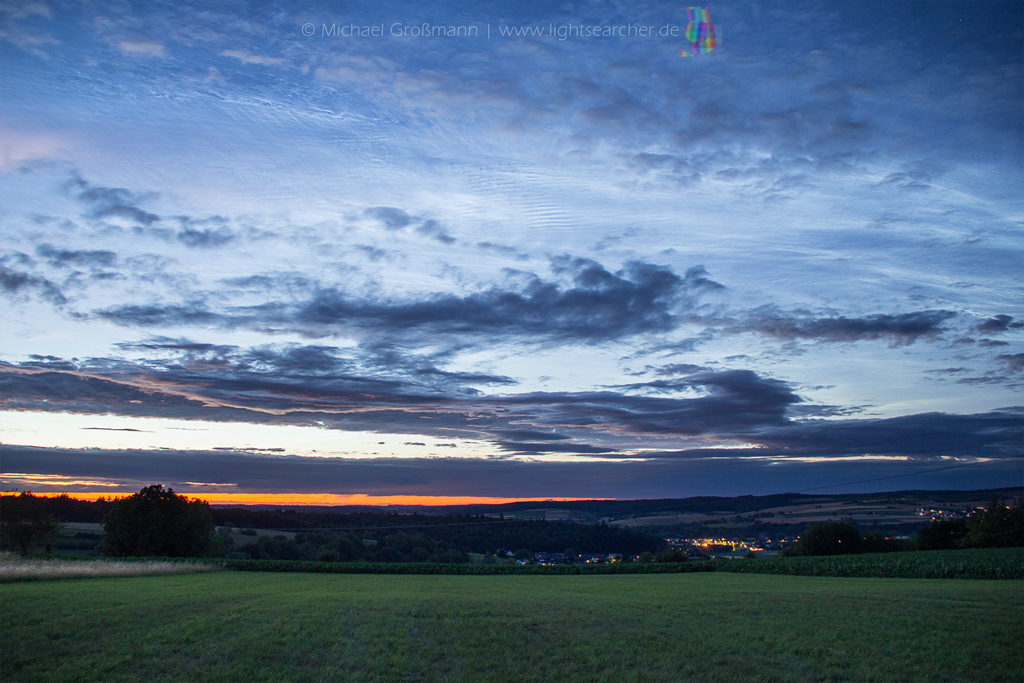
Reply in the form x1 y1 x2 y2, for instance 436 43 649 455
0 493 666 561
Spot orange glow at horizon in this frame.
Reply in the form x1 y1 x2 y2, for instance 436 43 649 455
26 491 609 506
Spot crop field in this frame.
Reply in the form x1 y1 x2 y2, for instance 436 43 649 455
717 547 1024 579
3 572 1022 682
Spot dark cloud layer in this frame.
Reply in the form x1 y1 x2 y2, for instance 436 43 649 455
36 245 117 269
66 174 242 248
998 354 1024 372
96 258 722 341
740 309 956 346
0 265 67 305
70 175 161 225
3 355 1020 465
2 444 1020 500
753 411 1023 459
977 315 1023 334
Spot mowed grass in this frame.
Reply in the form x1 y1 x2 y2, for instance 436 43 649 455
2 573 1022 683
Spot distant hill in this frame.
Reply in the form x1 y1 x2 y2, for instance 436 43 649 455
5 487 1020 536
206 487 1023 517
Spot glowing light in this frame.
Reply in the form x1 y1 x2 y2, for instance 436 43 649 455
23 491 609 506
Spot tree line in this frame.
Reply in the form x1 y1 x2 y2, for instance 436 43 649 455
781 497 1024 556
1 487 664 560
3 489 1021 560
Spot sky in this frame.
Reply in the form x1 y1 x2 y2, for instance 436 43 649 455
1 0 1022 505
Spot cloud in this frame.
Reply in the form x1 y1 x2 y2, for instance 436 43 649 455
115 336 238 356
36 244 117 269
176 226 235 248
95 258 722 342
997 354 1024 372
416 219 456 244
977 315 1024 334
289 259 720 341
3 440 1020 500
219 49 285 67
364 207 413 230
97 303 221 327
353 245 390 261
0 263 67 305
68 175 161 225
364 209 455 244
495 430 570 442
411 366 516 386
0 2 52 20
3 346 1021 481
476 242 530 260
117 40 165 59
739 309 955 346
494 441 620 456
92 205 161 225
650 364 705 376
754 410 1024 460
0 359 797 440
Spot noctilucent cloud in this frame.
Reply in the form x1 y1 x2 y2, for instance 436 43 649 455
1 1 1021 504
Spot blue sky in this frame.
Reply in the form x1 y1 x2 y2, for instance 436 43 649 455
1 0 1021 502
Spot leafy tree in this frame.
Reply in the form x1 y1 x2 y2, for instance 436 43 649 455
0 492 63 556
962 497 1024 548
100 485 221 557
656 549 689 562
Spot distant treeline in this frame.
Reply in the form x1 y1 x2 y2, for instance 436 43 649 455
778 498 1024 558
0 493 666 561
4 490 1022 563
7 487 1023 525
436 488 1024 517
0 494 116 524
221 513 665 562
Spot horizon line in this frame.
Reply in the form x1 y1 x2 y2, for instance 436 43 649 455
4 491 614 506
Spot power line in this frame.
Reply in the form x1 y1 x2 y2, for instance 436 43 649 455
228 519 527 532
787 461 992 493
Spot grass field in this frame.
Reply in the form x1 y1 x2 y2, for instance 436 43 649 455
0 552 219 581
2 572 1022 682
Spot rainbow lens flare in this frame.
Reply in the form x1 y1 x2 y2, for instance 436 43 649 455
680 7 717 57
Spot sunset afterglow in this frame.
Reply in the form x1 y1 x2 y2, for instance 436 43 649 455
1 0 1020 501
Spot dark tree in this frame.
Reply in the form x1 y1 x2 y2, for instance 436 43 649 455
0 492 63 556
916 518 969 551
859 532 906 554
790 521 862 556
100 485 221 557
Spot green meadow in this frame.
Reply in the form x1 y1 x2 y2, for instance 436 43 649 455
2 572 1021 682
